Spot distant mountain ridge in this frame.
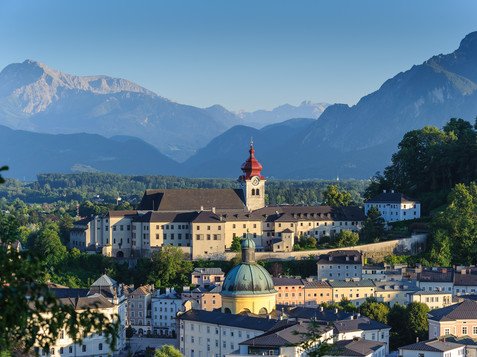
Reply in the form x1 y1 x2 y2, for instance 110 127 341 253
0 125 178 180
0 60 327 162
184 31 477 178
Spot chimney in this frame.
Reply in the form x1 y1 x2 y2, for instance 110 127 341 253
346 256 350 262
212 207 216 214
334 308 339 314
320 305 324 312
391 189 395 193
200 206 204 211
383 189 387 193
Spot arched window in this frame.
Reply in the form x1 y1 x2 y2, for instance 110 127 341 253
251 188 256 195
224 307 231 314
256 189 260 196
98 343 103 351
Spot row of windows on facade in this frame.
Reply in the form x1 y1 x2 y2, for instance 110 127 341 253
423 286 477 293
370 204 417 209
183 322 251 339
440 326 477 335
278 292 331 298
38 343 103 355
320 265 360 269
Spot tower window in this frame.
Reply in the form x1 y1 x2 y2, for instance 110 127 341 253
256 189 260 195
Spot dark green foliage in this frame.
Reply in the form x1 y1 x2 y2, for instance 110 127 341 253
336 230 359 247
365 118 477 212
0 169 117 354
154 345 183 357
230 236 242 252
387 302 429 349
427 182 477 265
0 172 367 207
145 246 193 289
360 207 385 243
322 184 352 206
359 298 390 324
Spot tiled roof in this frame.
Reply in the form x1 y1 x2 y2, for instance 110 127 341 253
50 288 90 299
454 273 477 286
177 309 277 331
134 211 198 223
58 293 115 310
418 268 454 283
272 277 304 286
281 306 353 322
108 210 138 217
138 189 246 211
399 339 464 352
328 280 375 288
193 267 224 275
317 250 362 265
91 274 117 287
303 280 332 289
333 317 390 333
240 321 332 347
365 192 418 204
428 300 477 321
131 285 152 296
332 339 386 357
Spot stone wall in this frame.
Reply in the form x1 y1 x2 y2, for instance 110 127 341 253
206 234 427 262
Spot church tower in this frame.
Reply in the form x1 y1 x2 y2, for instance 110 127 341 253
239 142 266 211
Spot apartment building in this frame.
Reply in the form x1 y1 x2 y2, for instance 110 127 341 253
374 281 418 306
317 250 363 281
408 291 453 310
428 300 477 339
182 285 222 312
151 288 182 336
126 285 153 335
364 190 421 222
191 267 225 287
329 280 376 306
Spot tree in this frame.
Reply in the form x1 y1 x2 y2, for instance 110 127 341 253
387 303 408 349
30 222 67 267
428 183 477 265
406 302 429 342
360 207 385 243
336 230 359 247
230 236 242 252
155 345 183 357
359 298 390 324
147 246 193 289
338 298 357 312
322 185 352 206
0 167 117 354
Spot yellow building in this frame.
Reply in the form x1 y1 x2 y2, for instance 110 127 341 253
221 238 277 315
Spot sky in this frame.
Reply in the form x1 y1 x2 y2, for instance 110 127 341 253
0 1 476 112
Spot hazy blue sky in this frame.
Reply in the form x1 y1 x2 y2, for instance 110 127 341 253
0 0 476 111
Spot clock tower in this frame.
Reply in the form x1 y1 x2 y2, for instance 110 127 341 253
239 142 266 211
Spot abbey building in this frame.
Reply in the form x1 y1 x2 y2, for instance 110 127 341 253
70 144 365 259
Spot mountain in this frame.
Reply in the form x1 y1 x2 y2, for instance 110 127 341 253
0 125 179 180
184 31 477 179
0 60 241 162
182 118 315 178
236 101 329 128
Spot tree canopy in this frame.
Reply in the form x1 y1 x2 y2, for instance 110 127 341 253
322 185 352 206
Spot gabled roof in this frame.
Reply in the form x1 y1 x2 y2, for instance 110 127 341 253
50 288 90 299
193 267 224 275
333 317 390 333
91 274 117 287
138 189 246 211
272 277 304 286
134 211 198 223
399 339 464 352
281 306 353 322
240 321 332 348
454 273 477 286
131 285 152 296
418 268 454 283
328 280 375 288
365 192 418 204
177 309 277 331
428 300 477 321
58 293 115 310
332 339 386 356
317 250 362 265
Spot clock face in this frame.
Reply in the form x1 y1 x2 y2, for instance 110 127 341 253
251 176 260 186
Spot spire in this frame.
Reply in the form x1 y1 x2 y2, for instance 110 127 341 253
240 141 264 180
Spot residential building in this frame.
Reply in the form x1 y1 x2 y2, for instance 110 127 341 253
329 280 376 306
454 268 477 295
181 285 222 312
71 144 365 260
35 275 127 356
191 267 225 287
303 280 334 306
126 284 153 335
399 339 466 357
273 277 306 306
362 264 386 281
364 190 421 222
428 300 477 339
417 268 454 293
374 281 418 306
317 250 363 281
177 309 278 357
151 288 182 336
333 317 391 354
408 291 453 310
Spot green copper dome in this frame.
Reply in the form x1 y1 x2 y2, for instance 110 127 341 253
241 237 256 249
221 263 276 296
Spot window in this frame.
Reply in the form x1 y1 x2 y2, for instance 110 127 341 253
82 345 87 352
463 326 468 335
98 343 103 351
444 328 450 335
473 326 477 335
